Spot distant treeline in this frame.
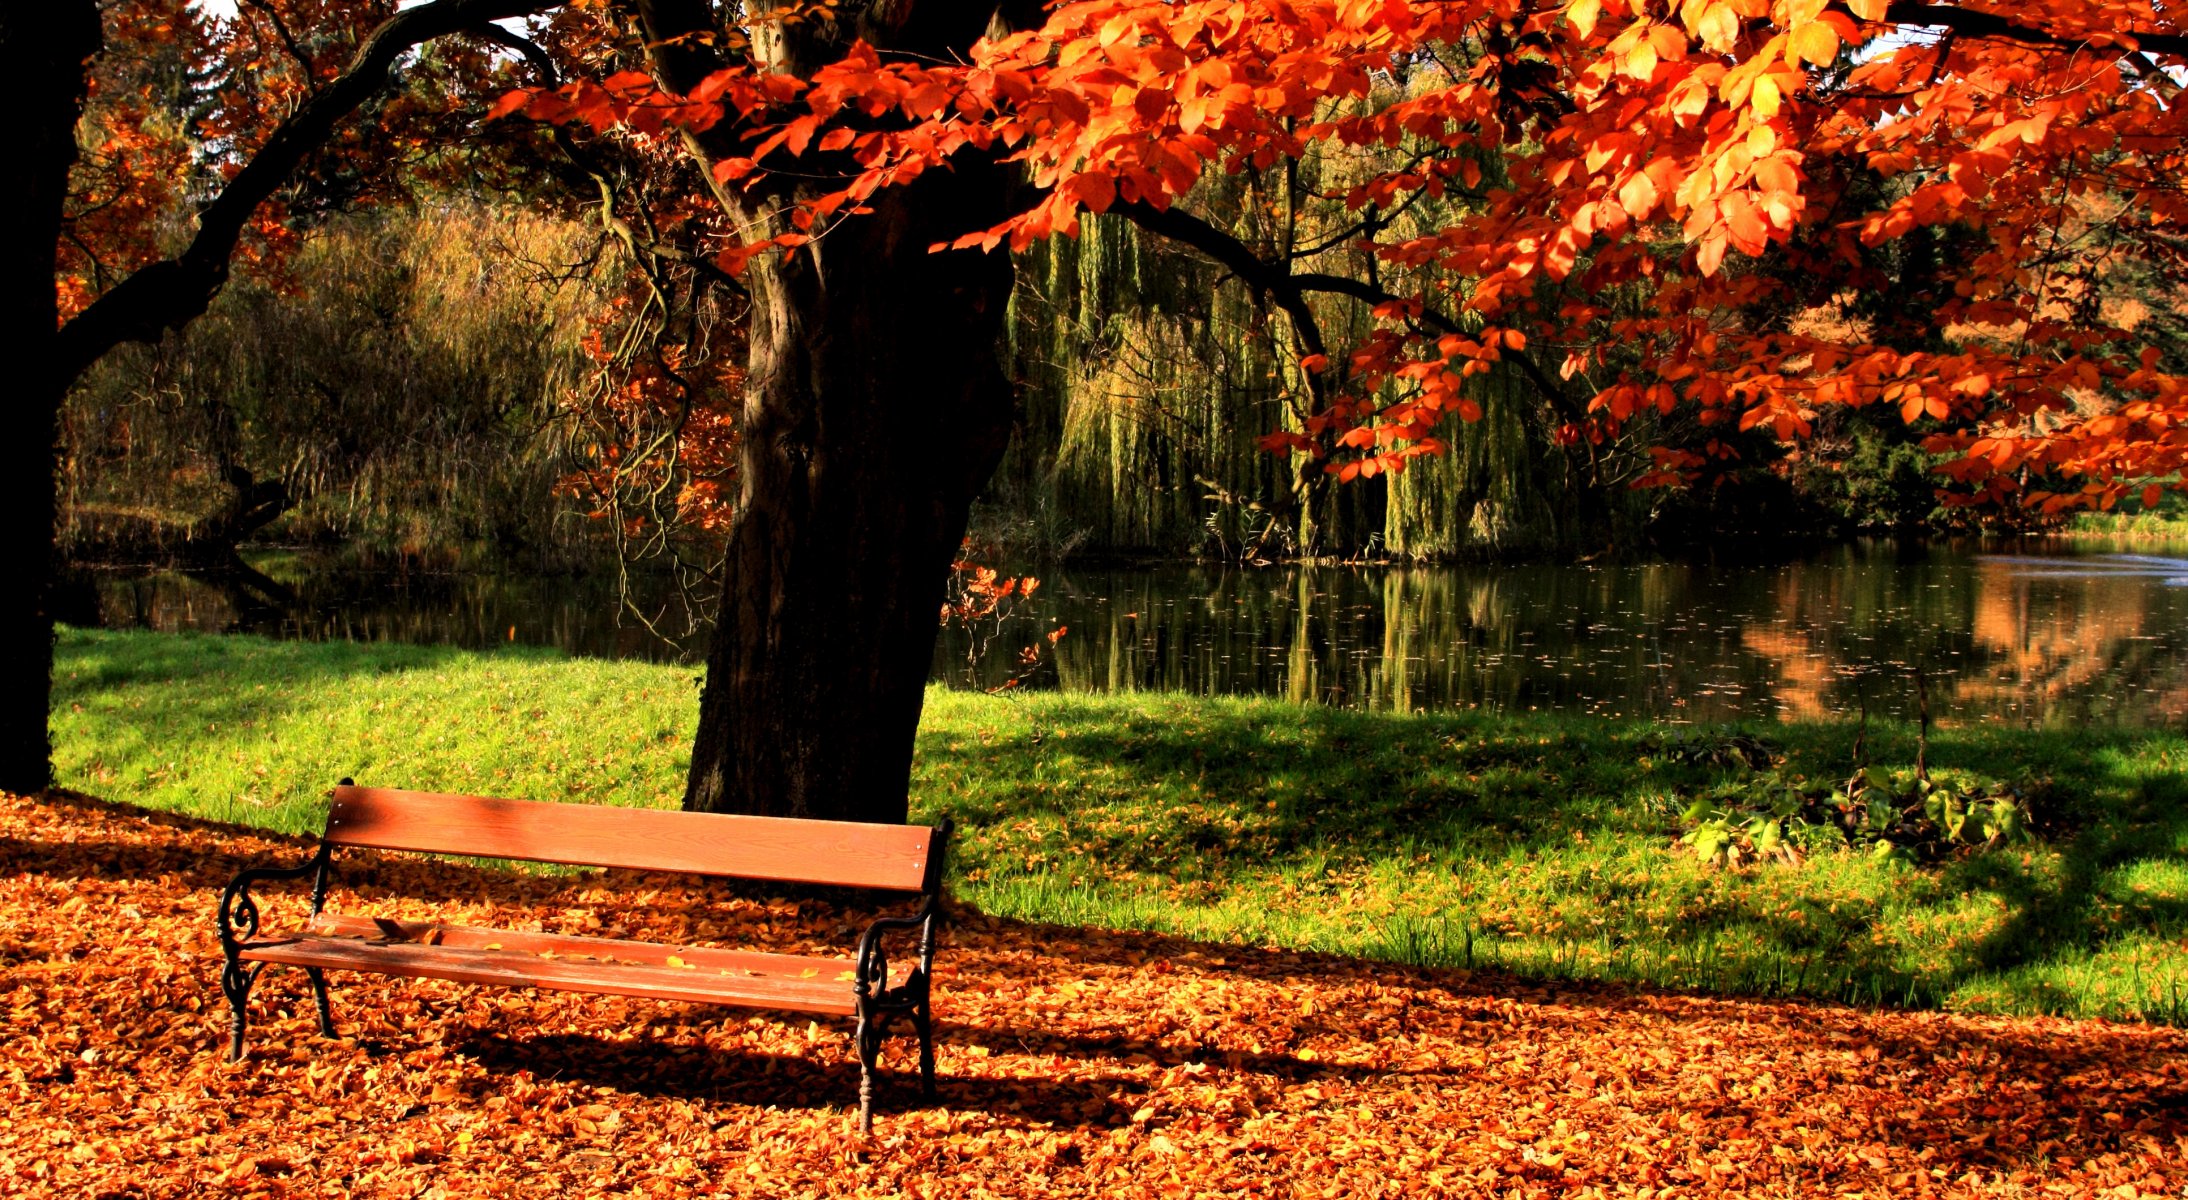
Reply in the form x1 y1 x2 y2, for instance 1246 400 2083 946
61 205 601 568
61 198 2010 570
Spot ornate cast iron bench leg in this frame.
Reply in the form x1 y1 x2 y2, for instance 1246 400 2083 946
912 997 936 1102
222 958 258 1062
305 967 334 1038
853 997 889 1136
915 900 940 1101
215 840 332 1062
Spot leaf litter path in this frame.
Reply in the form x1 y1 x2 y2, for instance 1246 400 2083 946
3 792 2183 1199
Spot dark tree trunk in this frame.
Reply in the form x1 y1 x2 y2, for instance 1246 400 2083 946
683 163 1018 820
0 2 100 794
662 2 1022 821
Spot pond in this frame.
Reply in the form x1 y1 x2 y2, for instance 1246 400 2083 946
59 538 2188 729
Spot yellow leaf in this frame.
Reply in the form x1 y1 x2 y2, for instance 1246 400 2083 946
1618 171 1659 219
666 955 696 970
1845 0 1887 18
800 968 819 978
1789 20 1840 66
1751 72 1782 119
1697 2 1738 53
1566 0 1603 38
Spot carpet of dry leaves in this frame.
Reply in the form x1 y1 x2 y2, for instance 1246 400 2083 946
4 791 2185 1199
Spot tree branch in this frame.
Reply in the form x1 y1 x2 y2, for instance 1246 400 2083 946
53 0 561 390
1882 4 2188 59
1114 200 1601 432
1113 200 1335 381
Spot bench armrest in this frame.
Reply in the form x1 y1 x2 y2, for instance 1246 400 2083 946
853 818 951 1006
217 842 334 958
854 895 942 1004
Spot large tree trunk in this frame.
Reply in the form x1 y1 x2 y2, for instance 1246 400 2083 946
682 160 1018 819
0 2 100 794
646 0 1022 821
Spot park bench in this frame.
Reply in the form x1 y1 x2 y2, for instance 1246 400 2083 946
217 782 952 1132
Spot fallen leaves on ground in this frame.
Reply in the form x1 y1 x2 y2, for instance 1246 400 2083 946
3 791 2183 1198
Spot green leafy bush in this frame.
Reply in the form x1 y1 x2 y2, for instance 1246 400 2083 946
1679 766 2043 868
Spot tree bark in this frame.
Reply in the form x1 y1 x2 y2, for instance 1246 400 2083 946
682 157 1019 821
0 1 101 794
656 1 1021 821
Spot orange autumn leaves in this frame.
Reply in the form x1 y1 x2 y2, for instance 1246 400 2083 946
497 1 2188 511
7 790 2188 1197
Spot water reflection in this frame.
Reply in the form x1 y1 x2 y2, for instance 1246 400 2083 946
938 544 2188 728
60 541 2188 729
56 559 711 664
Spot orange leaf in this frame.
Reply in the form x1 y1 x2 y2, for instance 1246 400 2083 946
1566 0 1604 38
485 89 533 121
1696 232 1728 277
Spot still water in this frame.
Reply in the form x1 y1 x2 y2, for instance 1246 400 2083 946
61 540 2188 728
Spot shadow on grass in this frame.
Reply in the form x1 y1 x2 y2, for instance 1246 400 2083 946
917 699 2188 1018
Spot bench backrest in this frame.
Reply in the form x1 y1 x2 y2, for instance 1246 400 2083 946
324 785 943 893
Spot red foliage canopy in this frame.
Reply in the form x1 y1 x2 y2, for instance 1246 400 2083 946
502 0 2188 513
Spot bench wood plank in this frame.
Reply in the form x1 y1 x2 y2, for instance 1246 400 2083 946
241 931 863 1014
276 913 916 985
327 786 938 891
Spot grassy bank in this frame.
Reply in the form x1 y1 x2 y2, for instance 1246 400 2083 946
2063 509 2188 540
50 626 2188 1024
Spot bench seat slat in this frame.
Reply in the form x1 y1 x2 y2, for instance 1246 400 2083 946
293 914 898 983
326 786 937 892
235 928 857 1011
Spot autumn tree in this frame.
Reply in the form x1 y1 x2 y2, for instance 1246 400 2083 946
4 0 566 794
474 0 2186 821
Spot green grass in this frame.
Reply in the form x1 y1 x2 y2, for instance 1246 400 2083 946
2063 509 2188 540
50 626 2188 1025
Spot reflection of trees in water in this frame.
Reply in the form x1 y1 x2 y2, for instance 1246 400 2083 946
950 549 2188 727
63 560 706 663
1956 562 2188 724
1732 556 2188 726
69 550 2188 727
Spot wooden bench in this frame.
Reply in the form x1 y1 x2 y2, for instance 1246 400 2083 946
217 782 952 1132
